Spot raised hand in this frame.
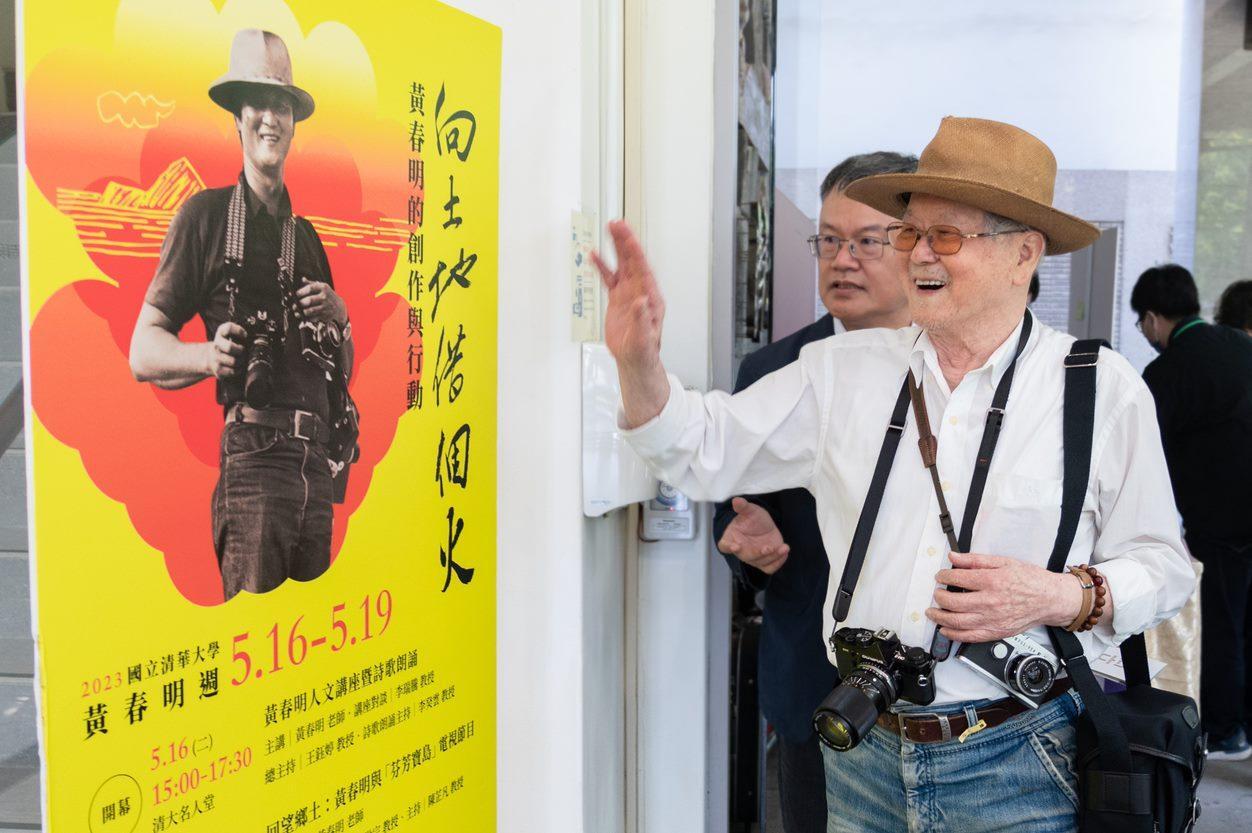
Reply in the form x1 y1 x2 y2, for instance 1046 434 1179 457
718 497 791 575
591 220 672 427
592 220 666 368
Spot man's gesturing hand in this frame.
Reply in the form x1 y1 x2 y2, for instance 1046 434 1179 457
207 321 247 380
590 220 671 427
718 497 791 575
925 551 1086 643
592 220 665 369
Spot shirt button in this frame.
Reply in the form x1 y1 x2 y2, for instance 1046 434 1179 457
941 480 952 492
949 415 959 426
927 546 937 556
910 611 921 623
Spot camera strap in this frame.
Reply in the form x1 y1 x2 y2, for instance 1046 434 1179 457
831 313 1033 662
223 174 299 332
911 312 1033 659
1043 339 1140 773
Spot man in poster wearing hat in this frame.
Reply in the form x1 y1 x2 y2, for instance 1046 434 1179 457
594 117 1195 831
130 29 354 601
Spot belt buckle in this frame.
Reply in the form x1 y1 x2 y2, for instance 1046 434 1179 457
906 711 953 743
292 410 314 441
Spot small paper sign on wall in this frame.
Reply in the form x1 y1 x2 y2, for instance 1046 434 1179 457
571 211 602 342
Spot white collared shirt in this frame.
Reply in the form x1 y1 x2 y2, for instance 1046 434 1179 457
623 314 1196 705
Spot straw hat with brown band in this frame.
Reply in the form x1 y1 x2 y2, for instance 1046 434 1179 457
844 116 1100 256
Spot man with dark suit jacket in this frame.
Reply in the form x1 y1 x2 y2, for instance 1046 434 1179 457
713 152 916 833
1132 263 1252 760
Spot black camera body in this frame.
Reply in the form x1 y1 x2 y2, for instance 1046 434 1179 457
831 627 938 704
957 633 1060 708
216 309 282 410
813 627 937 751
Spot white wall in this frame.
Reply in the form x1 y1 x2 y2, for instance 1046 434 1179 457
772 186 819 341
779 0 1187 174
629 0 722 829
448 0 731 829
438 1 602 831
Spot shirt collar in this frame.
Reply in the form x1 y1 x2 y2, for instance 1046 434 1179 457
242 176 293 221
1168 316 1204 346
907 310 1035 393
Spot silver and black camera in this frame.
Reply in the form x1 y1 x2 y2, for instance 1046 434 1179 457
958 633 1061 708
812 627 936 752
297 318 342 376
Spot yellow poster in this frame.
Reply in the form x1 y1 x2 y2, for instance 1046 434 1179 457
20 1 499 830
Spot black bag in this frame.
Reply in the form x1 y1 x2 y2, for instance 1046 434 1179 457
1046 340 1205 833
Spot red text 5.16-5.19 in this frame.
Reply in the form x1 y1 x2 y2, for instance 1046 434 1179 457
230 592 394 686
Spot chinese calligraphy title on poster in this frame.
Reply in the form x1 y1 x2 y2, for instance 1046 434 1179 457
20 0 499 830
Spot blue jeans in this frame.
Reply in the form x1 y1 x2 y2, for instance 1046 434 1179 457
821 691 1082 833
212 423 333 600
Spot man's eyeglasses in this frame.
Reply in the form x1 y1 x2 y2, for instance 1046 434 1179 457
885 222 1029 256
806 233 889 261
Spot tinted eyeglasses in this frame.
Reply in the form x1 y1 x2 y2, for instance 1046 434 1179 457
886 222 1029 256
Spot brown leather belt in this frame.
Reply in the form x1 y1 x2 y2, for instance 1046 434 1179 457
226 405 330 444
876 678 1072 744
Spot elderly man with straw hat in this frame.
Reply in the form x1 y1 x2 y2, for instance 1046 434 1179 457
130 29 355 602
594 117 1195 831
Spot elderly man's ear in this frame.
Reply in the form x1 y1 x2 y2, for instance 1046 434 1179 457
1013 231 1046 283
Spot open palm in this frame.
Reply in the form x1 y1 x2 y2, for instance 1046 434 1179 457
592 220 665 368
719 497 791 574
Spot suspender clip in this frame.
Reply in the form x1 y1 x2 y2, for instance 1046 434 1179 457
1064 351 1099 369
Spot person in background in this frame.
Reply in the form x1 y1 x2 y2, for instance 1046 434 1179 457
713 151 916 833
1216 279 1252 335
1131 264 1252 760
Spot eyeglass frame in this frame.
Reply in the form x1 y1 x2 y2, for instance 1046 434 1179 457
805 232 890 261
885 221 1031 255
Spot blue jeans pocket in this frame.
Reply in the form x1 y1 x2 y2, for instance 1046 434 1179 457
1028 717 1080 809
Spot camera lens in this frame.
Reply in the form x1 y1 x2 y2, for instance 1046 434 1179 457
812 663 896 752
245 333 276 409
1009 655 1055 698
323 322 342 350
813 712 855 751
